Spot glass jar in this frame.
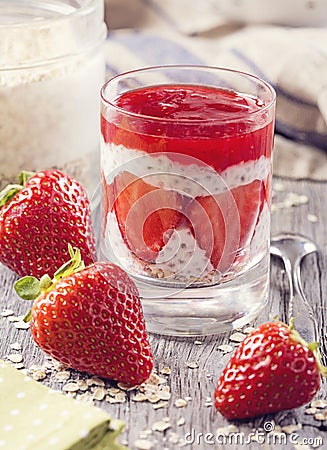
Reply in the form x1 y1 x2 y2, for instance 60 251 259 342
0 0 107 190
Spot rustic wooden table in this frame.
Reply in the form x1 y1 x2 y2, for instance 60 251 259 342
1 176 326 450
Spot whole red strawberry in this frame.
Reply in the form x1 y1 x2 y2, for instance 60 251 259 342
214 320 327 420
0 170 96 278
14 247 153 386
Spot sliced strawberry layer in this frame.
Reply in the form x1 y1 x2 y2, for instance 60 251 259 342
109 170 266 272
110 171 184 262
186 180 265 271
235 180 265 247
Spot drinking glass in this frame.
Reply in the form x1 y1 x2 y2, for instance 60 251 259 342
100 65 276 336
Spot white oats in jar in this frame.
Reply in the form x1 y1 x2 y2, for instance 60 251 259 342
0 0 106 181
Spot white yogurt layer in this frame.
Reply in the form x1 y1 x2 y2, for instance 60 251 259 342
101 140 271 197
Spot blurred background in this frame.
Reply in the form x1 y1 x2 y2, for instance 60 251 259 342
103 0 327 180
0 0 326 188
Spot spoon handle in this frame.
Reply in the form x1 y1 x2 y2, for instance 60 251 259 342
285 258 319 343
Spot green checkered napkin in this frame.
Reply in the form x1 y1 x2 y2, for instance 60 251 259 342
0 360 128 450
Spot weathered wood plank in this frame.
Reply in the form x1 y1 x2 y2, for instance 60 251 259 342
0 176 326 450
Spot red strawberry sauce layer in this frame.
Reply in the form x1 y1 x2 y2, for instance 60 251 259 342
101 84 274 173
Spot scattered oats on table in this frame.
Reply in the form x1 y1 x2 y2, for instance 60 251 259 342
92 387 106 401
76 380 88 391
7 315 24 322
14 321 30 330
243 326 255 334
10 342 22 351
186 361 199 369
153 401 168 410
314 411 327 421
311 399 327 408
1 309 14 317
307 213 318 223
134 439 154 450
26 365 47 381
160 366 171 375
229 332 246 343
62 382 80 393
174 398 187 408
217 344 233 353
281 424 302 434
305 407 318 415
6 353 23 364
152 417 171 432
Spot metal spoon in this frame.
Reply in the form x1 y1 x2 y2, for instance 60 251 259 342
270 233 319 342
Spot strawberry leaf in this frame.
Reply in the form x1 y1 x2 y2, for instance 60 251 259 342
39 274 52 290
23 309 33 323
0 185 23 208
53 246 85 281
15 246 86 305
68 243 75 259
14 276 41 300
18 171 35 186
0 172 35 208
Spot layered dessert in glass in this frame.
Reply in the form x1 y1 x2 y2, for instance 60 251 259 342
100 66 275 335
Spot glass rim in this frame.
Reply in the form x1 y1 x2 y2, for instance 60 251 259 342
100 64 276 125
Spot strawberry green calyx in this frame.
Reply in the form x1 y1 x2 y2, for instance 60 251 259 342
15 276 41 301
288 317 327 378
53 244 85 281
0 171 35 208
14 245 85 305
0 184 23 208
23 309 33 323
18 171 35 186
